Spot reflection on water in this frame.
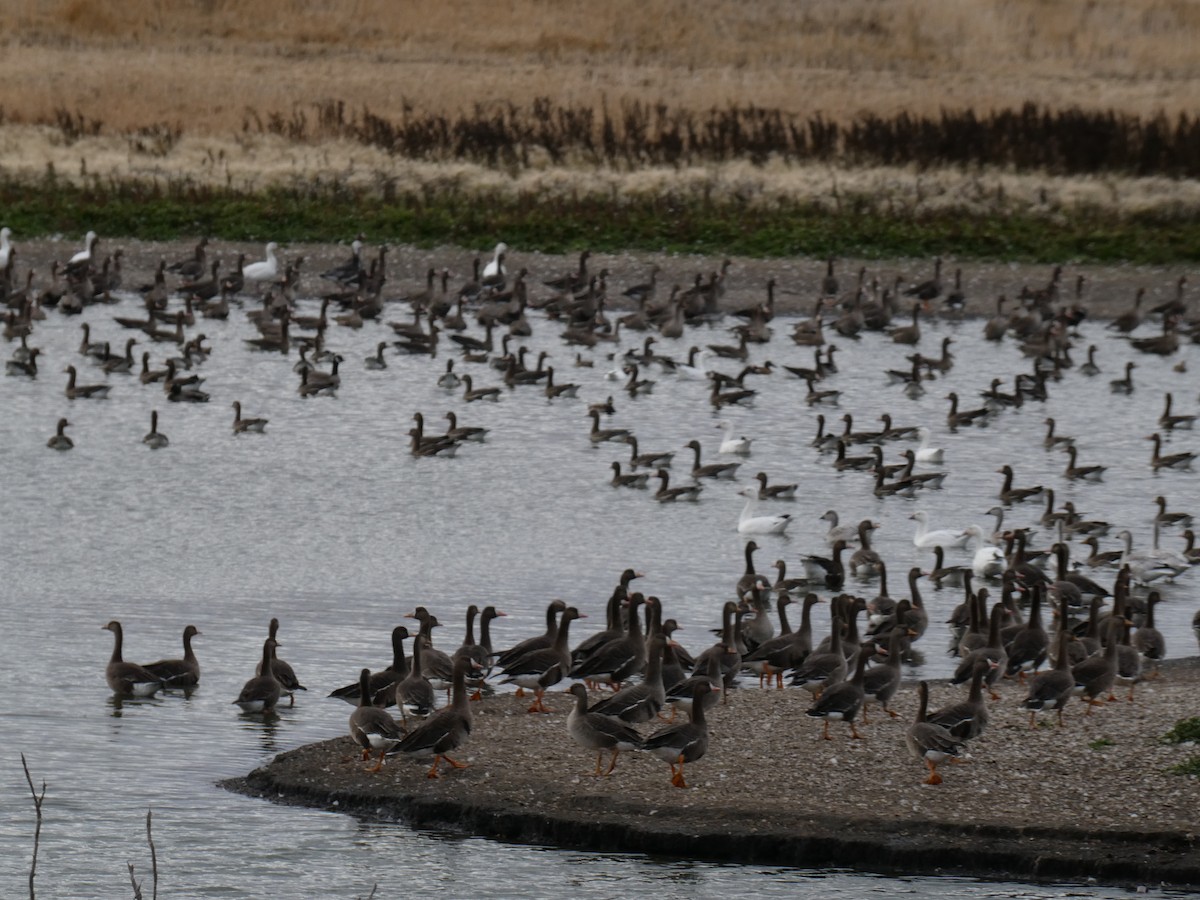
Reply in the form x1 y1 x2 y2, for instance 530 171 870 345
0 271 1195 896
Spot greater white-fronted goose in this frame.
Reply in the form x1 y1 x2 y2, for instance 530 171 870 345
588 632 667 724
63 365 110 400
571 595 645 691
363 341 388 370
906 681 964 785
1159 393 1196 431
444 411 488 443
802 539 848 590
257 618 306 706
406 607 454 693
389 655 479 778
806 639 872 740
142 625 201 687
140 410 169 449
461 374 501 403
102 620 167 696
641 680 713 788
945 392 988 430
496 599 567 672
1133 591 1165 676
692 601 744 700
397 634 435 725
1148 433 1197 470
1155 495 1194 530
790 609 846 700
1020 628 1074 727
328 626 410 707
1042 417 1075 451
847 520 882 577
1109 361 1136 394
624 435 673 470
951 602 1007 699
566 683 644 777
834 440 875 472
997 465 1043 503
47 417 74 451
1005 582 1048 680
1071 620 1120 715
929 657 991 741
231 401 267 435
755 471 797 500
349 669 405 772
684 439 739 481
654 468 703 502
234 638 283 713
587 408 630 444
610 461 649 489
861 627 909 722
1064 445 1107 481
1106 287 1145 334
501 606 583 713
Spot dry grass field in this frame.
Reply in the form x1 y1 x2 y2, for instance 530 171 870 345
2 1 1200 221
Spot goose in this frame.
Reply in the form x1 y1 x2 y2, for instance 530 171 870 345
1006 581 1050 681
806 639 873 740
363 341 389 370
654 468 703 502
819 510 861 546
348 669 405 772
860 627 909 722
684 439 740 480
887 303 922 344
624 435 674 470
755 471 797 500
1018 626 1074 728
588 632 668 724
962 525 1004 579
501 606 585 712
1133 591 1166 676
951 603 1008 699
833 440 875 472
1107 288 1146 333
389 655 480 778
673 346 710 380
945 392 988 430
481 242 508 285
587 407 633 445
712 420 753 455
641 680 713 788
462 374 502 403
1071 621 1121 715
328 626 410 708
1148 433 1197 470
997 465 1044 503
1118 529 1189 584
1079 344 1101 376
47 417 74 451
142 624 201 688
735 488 792 535
810 414 840 452
257 618 306 706
709 377 756 409
1159 393 1196 431
847 520 883 577
910 510 969 550
1155 495 1194 530
234 638 283 713
437 359 461 389
802 540 848 591
1042 417 1075 452
912 427 944 464
102 621 168 696
544 366 579 400
610 461 649 489
0 226 12 269
396 634 436 724
906 681 964 785
231 401 268 434
927 545 969 588
444 411 488 443
67 230 99 271
242 242 280 286
790 611 847 699
1064 446 1107 481
142 410 169 449
565 683 644 777
802 374 841 406
63 365 110 400
1108 361 1136 394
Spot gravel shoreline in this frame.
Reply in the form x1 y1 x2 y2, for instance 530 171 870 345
224 658 1200 889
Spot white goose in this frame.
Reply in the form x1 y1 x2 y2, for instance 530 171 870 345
673 347 711 380
716 420 753 455
914 426 944 464
68 230 99 267
0 227 12 269
737 488 792 535
1119 529 1189 584
910 510 969 550
482 242 508 283
243 242 280 285
962 524 1004 578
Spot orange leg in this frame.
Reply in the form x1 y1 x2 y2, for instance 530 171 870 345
593 752 604 777
849 721 865 740
988 689 1001 701
426 758 443 779
370 751 386 773
527 688 549 714
469 689 483 702
884 705 900 719
1028 711 1037 729
514 687 525 698
821 720 833 741
442 755 469 770
860 706 871 726
360 748 371 761
669 755 688 788
603 749 620 776
775 671 784 690
923 758 943 785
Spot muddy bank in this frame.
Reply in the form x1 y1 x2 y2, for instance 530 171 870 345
8 235 1196 323
224 659 1200 889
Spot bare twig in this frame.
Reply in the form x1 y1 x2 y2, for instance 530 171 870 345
21 753 45 900
127 862 143 900
145 809 158 900
357 886 378 900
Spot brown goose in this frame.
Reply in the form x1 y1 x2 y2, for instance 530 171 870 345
1159 393 1196 431
1108 361 1136 394
389 655 479 778
929 657 991 740
806 639 873 740
407 607 454 693
641 680 713 788
588 632 667 724
1005 582 1048 680
102 621 167 696
328 626 410 707
1020 628 1075 727
860 627 908 722
1071 620 1121 715
906 681 964 785
692 600 743 699
951 602 1007 699
1148 433 1197 470
231 400 268 434
570 595 644 691
1154 495 1194 530
461 374 501 403
496 599 567 672
396 634 435 724
1042 417 1075 451
47 417 74 451
1064 445 1107 481
142 625 201 687
348 668 405 772
847 520 883 577
625 435 674 470
789 610 846 699
257 618 306 706
610 461 649 489
997 465 1043 504
588 408 630 444
654 468 703 502
1133 591 1166 676
565 683 644 777
234 638 283 713
945 392 988 430
500 606 584 713
64 365 110 400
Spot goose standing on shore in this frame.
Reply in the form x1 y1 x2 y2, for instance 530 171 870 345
906 681 964 785
349 669 405 772
390 655 479 778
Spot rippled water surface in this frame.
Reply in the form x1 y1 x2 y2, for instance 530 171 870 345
1 269 1195 897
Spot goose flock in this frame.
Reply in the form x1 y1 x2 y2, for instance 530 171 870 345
4 227 1197 790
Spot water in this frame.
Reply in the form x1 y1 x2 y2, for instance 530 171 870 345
1 275 1195 897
